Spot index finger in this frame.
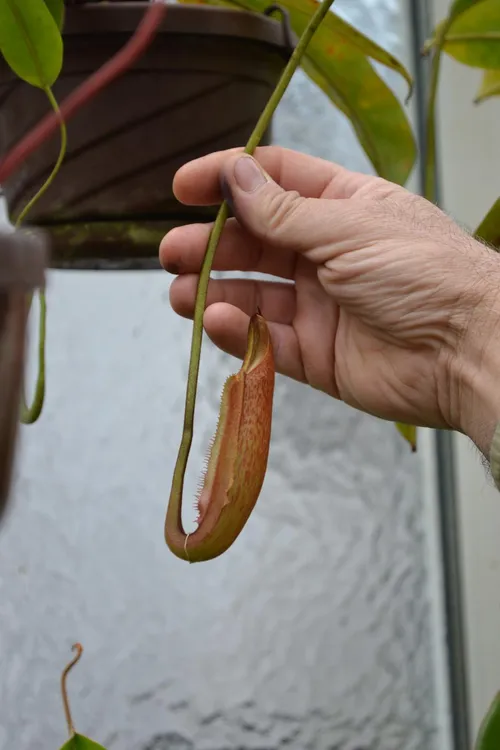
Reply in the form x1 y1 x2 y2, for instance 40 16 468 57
172 145 366 206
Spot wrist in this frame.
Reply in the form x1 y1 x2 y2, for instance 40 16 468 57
456 343 500 457
451 256 500 456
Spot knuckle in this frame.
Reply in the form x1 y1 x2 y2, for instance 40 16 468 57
263 189 305 241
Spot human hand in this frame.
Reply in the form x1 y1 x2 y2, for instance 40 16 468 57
160 146 500 456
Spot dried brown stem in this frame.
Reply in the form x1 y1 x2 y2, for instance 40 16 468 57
61 642 83 738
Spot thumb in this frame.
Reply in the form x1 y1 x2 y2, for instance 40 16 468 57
220 154 346 260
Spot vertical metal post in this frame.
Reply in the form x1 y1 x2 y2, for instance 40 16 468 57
408 2 471 749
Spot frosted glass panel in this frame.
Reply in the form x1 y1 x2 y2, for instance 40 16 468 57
0 3 444 750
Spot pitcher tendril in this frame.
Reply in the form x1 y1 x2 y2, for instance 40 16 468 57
165 0 338 562
1 3 168 425
16 87 66 424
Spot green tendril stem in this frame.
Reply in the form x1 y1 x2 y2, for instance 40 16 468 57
168 0 337 523
16 86 67 424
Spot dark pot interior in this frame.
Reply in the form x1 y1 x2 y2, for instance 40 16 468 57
0 3 293 270
0 229 47 525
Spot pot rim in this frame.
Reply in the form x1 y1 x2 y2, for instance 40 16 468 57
0 228 48 291
63 3 294 51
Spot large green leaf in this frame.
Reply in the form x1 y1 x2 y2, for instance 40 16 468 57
475 198 500 249
289 1 413 96
299 54 415 185
59 734 108 750
448 0 488 23
442 0 500 69
475 693 500 750
425 0 489 53
43 0 64 29
475 67 500 101
0 0 63 87
180 0 416 185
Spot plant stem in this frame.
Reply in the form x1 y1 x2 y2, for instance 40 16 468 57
1 4 166 423
169 0 337 532
61 643 83 738
400 19 452 448
14 89 67 227
424 20 453 203
17 87 66 424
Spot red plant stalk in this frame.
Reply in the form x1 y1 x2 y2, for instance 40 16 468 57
0 0 167 185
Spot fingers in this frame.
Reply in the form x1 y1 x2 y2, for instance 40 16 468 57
213 155 360 261
170 274 296 325
203 302 306 385
160 219 296 280
173 145 359 206
166 155 369 272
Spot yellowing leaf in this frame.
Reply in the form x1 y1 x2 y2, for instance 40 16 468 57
449 0 489 23
475 198 500 249
59 734 108 750
395 422 417 452
475 67 500 101
424 1 493 55
443 0 500 69
286 0 414 95
0 0 63 88
179 0 417 186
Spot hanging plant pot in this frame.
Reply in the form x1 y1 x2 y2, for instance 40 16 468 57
0 3 293 270
0 228 47 524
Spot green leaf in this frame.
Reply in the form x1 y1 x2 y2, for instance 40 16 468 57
0 0 63 88
475 693 500 750
475 67 500 101
296 3 414 96
180 0 416 185
59 734 108 750
442 0 500 69
43 0 64 29
448 0 487 23
424 1 488 53
475 198 500 249
299 55 416 185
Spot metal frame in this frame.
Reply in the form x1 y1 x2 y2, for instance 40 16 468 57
408 2 471 749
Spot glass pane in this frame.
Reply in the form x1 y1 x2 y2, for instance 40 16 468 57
0 2 448 750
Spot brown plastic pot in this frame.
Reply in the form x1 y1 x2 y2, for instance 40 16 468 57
0 3 293 270
0 228 47 525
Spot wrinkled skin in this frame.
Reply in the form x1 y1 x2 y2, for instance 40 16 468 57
160 146 500 456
